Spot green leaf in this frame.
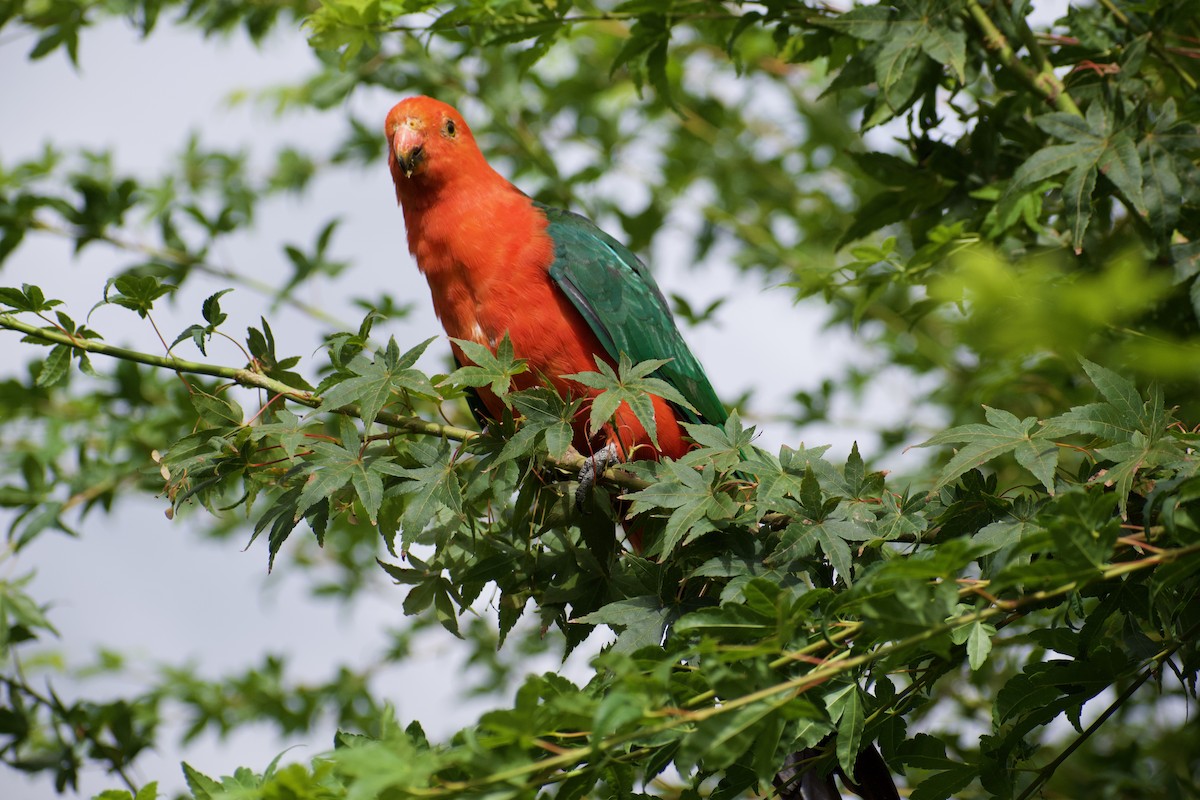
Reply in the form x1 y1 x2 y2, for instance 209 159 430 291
809 4 892 41
319 337 436 429
743 444 840 516
295 435 377 520
1008 143 1097 194
909 763 977 800
497 388 579 464
678 411 756 473
966 620 994 670
565 352 697 449
676 700 782 772
99 274 177 318
813 523 856 584
0 284 62 313
1062 164 1097 251
446 334 527 405
250 407 310 460
202 288 232 327
1141 140 1181 239
390 442 462 548
918 406 1059 492
0 573 59 656
35 344 71 388
1098 132 1145 214
825 684 864 775
191 391 244 428
1034 112 1095 142
182 762 222 800
918 20 966 83
574 596 672 653
1080 358 1144 425
624 460 728 555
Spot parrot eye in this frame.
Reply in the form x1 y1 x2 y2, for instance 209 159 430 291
443 119 457 138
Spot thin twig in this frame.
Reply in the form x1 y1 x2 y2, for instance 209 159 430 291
1096 0 1197 90
29 219 354 330
1014 617 1200 800
965 0 1082 115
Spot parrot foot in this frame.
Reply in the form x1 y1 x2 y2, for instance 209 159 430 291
575 443 621 511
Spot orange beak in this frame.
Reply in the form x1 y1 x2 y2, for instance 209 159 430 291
393 123 425 178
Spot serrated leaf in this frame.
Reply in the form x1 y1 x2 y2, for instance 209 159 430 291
813 523 855 583
676 700 780 772
351 462 384 525
202 288 233 326
320 337 435 428
191 391 244 428
250 407 310 460
446 334 527 403
1082 358 1143 421
0 284 62 313
566 352 697 449
171 324 208 355
909 764 976 800
100 274 176 318
1035 112 1097 142
966 620 994 670
1098 132 1144 214
497 388 579 464
1062 164 1097 251
624 461 724 555
1141 142 1181 239
390 443 462 547
918 406 1058 492
1008 144 1098 195
826 685 864 775
575 596 672 653
918 20 966 82
1047 402 1136 442
182 762 221 800
809 4 893 40
35 344 71 387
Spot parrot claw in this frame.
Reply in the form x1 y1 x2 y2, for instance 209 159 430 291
575 443 621 511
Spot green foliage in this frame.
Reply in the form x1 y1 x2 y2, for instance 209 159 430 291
566 352 697 449
1 1 1200 799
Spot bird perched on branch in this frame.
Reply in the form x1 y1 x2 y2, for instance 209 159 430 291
384 95 899 800
383 96 725 511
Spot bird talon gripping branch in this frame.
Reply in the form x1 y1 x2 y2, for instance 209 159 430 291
574 442 621 512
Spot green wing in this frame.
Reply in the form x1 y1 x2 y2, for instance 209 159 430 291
538 203 726 426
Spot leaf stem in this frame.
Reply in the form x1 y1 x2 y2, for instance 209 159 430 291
964 0 1082 115
1096 0 1197 90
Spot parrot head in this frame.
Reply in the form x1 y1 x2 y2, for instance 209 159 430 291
385 96 479 187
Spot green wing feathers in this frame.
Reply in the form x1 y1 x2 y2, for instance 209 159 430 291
539 204 727 426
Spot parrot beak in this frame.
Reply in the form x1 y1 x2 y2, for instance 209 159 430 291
393 123 426 178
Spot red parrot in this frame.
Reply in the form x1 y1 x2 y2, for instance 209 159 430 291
383 97 900 800
383 96 725 485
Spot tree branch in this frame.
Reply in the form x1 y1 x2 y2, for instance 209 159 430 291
396 540 1200 798
1014 615 1200 800
965 0 1082 116
1096 0 1197 90
0 312 651 493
